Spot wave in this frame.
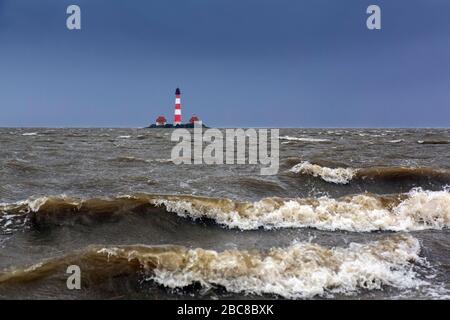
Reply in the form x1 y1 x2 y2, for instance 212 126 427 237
63 133 89 138
289 161 450 185
1 188 449 232
107 156 172 164
21 132 38 136
279 136 330 143
150 158 173 163
153 189 450 231
0 235 424 298
357 166 450 181
417 140 449 145
289 161 356 184
108 156 150 164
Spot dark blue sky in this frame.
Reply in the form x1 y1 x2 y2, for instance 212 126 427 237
0 0 449 127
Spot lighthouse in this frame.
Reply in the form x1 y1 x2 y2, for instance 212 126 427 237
174 88 182 126
148 88 207 128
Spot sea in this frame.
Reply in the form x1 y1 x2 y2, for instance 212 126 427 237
0 127 449 299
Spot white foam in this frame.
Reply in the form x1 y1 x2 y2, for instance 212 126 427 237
153 188 450 232
146 235 424 299
289 161 356 184
279 136 329 142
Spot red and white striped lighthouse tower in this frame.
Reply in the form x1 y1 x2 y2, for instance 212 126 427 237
174 88 182 125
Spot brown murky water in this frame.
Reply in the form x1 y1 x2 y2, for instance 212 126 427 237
0 128 449 299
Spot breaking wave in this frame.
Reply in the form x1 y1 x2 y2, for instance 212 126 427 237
279 136 330 143
153 189 450 231
1 188 449 232
289 161 450 185
0 235 425 299
289 161 356 184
